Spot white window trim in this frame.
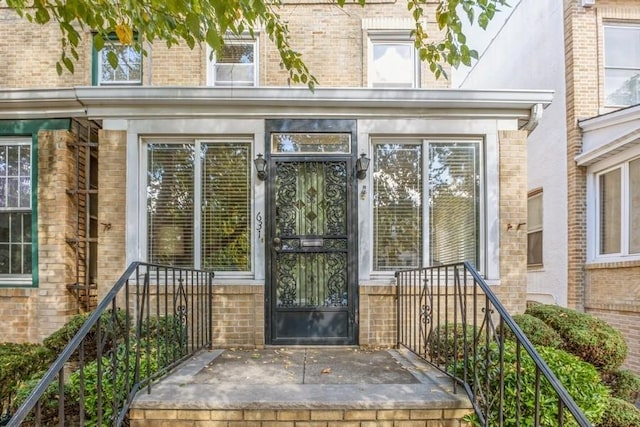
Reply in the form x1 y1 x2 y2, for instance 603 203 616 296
139 136 255 278
587 144 640 263
368 136 485 276
97 42 143 86
206 36 259 87
603 23 640 108
367 31 420 89
0 137 33 285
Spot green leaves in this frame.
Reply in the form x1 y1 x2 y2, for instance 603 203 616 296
7 0 510 88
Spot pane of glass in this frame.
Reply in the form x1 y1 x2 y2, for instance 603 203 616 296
599 169 621 254
0 145 6 175
7 177 18 207
19 145 30 175
214 64 255 85
527 230 543 266
605 26 640 68
630 158 640 254
0 244 8 274
10 213 22 242
429 143 479 267
23 212 32 241
371 43 415 87
20 178 31 208
528 193 543 230
101 44 142 83
23 243 32 274
0 180 5 208
7 145 18 176
201 142 251 271
0 213 8 241
147 144 195 267
271 133 351 154
219 44 254 63
605 69 640 106
11 244 22 274
373 143 422 270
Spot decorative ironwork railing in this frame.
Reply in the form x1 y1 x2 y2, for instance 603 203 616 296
396 262 591 427
7 262 213 427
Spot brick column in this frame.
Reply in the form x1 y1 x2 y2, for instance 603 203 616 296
496 130 528 314
97 130 128 300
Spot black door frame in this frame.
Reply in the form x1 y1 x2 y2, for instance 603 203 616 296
264 119 359 345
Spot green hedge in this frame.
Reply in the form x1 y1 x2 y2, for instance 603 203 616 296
507 314 564 349
525 304 627 372
457 342 609 427
596 397 640 427
601 369 640 404
0 343 53 420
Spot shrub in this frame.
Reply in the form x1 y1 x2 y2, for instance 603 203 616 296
601 369 640 403
596 397 640 427
43 310 128 361
458 342 609 427
0 343 53 419
525 304 627 372
505 314 564 349
427 323 479 365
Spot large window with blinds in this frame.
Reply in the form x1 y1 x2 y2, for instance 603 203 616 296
372 139 481 271
146 139 251 272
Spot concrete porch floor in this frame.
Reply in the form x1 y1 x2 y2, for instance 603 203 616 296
130 347 473 414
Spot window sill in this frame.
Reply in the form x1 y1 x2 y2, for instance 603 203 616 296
585 258 640 270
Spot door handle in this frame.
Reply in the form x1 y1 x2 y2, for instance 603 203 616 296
273 237 281 250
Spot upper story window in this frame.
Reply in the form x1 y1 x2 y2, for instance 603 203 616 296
527 189 543 267
604 24 640 107
372 139 480 271
0 139 32 281
368 34 419 88
208 37 258 87
145 139 252 274
596 157 640 258
94 38 142 86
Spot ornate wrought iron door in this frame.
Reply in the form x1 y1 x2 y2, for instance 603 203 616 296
268 158 356 344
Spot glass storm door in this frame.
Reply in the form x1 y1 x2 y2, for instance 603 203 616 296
268 157 357 345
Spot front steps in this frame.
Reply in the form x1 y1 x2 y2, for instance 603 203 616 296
129 348 473 427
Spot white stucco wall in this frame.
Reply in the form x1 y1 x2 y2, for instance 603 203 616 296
456 0 569 306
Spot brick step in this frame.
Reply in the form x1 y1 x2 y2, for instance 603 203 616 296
129 408 473 426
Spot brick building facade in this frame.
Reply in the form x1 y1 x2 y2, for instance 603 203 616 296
0 1 550 347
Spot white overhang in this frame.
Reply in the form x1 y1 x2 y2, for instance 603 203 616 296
0 86 553 123
576 104 640 166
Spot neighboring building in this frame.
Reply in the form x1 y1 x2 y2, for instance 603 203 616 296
459 0 640 373
0 2 551 347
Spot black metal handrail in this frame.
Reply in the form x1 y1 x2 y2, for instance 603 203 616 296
396 262 591 427
8 262 213 427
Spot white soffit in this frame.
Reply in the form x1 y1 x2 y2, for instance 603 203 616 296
0 87 553 121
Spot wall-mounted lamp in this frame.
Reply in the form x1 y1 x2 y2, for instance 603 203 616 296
356 153 370 180
254 153 268 181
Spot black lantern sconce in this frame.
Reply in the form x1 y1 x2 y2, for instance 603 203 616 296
254 154 268 181
356 153 370 180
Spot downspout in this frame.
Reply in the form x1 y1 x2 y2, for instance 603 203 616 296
520 103 544 133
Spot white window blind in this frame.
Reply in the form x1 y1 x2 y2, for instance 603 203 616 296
429 143 479 267
146 141 251 272
201 143 251 271
599 168 621 255
373 143 423 270
373 141 480 271
147 144 195 267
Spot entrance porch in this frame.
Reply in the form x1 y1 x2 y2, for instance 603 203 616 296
129 347 473 426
